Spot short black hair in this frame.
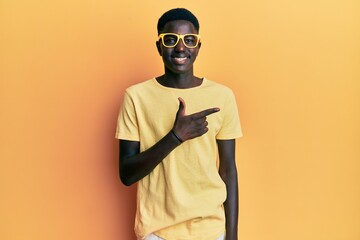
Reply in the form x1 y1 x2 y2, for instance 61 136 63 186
157 8 200 35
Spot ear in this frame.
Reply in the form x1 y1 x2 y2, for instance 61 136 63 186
156 41 162 56
198 42 202 51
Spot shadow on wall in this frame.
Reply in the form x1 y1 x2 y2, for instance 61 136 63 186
118 183 137 239
109 28 162 238
112 100 138 240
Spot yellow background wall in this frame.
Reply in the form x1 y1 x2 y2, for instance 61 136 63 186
1 0 359 239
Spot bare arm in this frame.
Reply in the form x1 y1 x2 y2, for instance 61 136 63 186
119 97 220 186
217 139 239 240
119 132 180 186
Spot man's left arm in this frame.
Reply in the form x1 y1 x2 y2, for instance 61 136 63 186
217 139 238 240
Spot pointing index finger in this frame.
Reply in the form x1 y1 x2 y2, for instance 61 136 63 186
191 107 220 119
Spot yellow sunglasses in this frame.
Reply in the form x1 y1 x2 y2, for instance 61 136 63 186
158 33 201 48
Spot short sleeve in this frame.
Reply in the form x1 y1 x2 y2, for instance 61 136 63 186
115 91 140 141
216 90 243 140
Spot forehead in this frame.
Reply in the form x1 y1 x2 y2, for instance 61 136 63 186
161 20 197 34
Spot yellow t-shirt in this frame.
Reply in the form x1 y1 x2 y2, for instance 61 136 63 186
116 78 242 240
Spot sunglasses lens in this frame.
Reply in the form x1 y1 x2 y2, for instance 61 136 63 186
163 34 179 47
183 35 199 48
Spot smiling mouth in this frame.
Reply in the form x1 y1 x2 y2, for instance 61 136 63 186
173 57 188 64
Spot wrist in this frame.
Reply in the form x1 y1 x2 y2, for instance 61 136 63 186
170 129 183 143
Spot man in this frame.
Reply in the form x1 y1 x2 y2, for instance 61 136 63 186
116 8 242 240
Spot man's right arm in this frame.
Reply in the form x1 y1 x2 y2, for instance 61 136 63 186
118 97 220 186
119 131 181 186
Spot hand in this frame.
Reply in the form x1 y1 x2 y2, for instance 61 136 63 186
172 97 220 142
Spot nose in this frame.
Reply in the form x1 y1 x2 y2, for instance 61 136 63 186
174 38 186 51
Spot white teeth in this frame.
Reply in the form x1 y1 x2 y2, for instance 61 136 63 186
174 57 187 63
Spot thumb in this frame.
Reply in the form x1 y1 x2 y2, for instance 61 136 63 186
176 97 186 117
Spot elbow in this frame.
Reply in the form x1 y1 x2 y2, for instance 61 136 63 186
119 160 132 186
119 169 135 186
220 165 238 183
121 180 133 187
120 176 133 186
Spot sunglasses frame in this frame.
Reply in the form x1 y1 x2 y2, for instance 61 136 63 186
158 33 201 49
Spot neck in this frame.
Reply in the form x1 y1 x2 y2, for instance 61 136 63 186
157 68 202 89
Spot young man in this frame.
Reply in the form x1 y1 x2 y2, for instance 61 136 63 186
116 8 242 240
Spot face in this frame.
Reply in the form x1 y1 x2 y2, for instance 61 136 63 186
156 20 201 75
